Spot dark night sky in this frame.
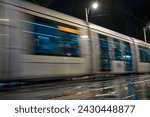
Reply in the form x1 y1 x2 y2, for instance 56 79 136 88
27 0 150 42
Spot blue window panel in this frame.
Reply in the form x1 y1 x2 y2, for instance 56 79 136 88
33 35 62 55
113 39 122 60
99 34 111 71
99 37 110 59
139 46 150 62
60 31 80 57
123 42 133 71
21 17 81 57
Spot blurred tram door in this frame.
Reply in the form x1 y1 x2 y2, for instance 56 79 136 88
123 42 133 72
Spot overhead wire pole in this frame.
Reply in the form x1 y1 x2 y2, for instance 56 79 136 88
85 8 93 77
143 25 150 42
85 8 89 24
85 1 99 77
143 27 147 42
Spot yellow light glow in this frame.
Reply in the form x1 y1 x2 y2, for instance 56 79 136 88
57 26 80 34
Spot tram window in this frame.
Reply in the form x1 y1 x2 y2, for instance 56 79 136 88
59 31 80 57
21 16 80 57
139 46 149 62
99 35 110 59
113 39 122 60
123 42 133 71
123 42 132 61
99 34 111 71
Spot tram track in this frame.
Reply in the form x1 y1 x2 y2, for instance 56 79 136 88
0 75 150 100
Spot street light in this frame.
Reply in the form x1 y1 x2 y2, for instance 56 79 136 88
92 2 99 9
85 1 99 23
85 1 99 76
143 24 150 42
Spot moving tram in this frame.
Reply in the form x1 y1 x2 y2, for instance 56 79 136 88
0 0 150 81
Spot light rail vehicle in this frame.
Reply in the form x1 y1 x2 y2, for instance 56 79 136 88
0 0 150 81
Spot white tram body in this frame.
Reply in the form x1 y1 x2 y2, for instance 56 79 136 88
0 0 150 81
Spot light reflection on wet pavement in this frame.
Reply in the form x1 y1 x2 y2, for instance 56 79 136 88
0 75 150 100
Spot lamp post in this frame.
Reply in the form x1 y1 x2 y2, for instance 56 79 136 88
143 27 147 42
85 1 99 23
85 1 99 76
143 25 150 42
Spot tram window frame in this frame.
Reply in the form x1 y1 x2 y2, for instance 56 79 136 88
21 15 81 57
138 46 150 63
